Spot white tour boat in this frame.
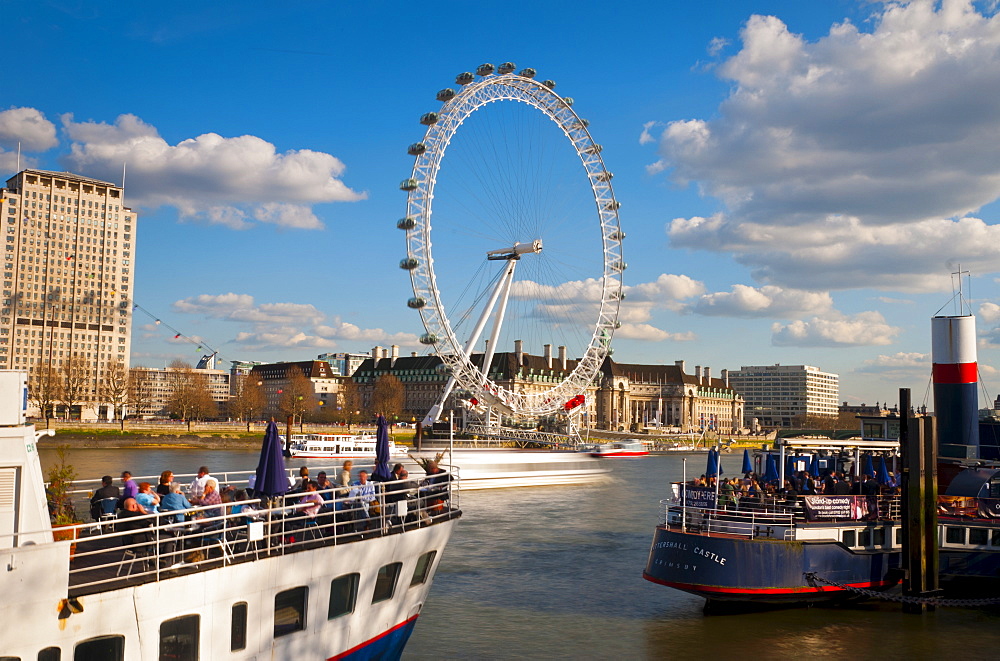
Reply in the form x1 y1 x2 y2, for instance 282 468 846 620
589 440 650 458
284 432 410 460
411 448 609 490
0 371 460 660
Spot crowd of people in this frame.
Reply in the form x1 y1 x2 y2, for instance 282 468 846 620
88 460 452 541
688 466 900 515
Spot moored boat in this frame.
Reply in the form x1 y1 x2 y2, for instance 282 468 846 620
411 448 608 490
1 372 460 660
285 432 410 460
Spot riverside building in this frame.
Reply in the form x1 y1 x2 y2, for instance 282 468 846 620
0 169 135 419
727 364 839 428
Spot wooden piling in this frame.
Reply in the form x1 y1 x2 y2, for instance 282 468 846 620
900 388 939 612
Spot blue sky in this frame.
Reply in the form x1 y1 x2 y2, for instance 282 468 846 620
5 0 1000 407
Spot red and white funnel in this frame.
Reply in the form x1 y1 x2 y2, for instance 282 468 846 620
932 314 979 453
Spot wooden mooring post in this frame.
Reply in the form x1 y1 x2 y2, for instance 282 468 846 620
899 387 939 612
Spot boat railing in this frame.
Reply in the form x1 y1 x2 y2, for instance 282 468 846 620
12 470 458 598
661 499 796 539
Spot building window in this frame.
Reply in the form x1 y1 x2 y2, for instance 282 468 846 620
410 551 437 586
328 573 360 619
372 562 402 604
74 635 125 661
274 586 308 637
159 614 199 661
231 602 248 651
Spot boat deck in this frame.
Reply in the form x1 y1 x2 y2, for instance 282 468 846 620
58 477 460 598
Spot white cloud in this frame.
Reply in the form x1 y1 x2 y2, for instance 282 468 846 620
0 107 58 151
650 2 1000 291
980 302 1000 323
858 352 930 372
60 113 365 229
693 284 832 318
616 324 696 342
171 292 417 352
771 311 901 347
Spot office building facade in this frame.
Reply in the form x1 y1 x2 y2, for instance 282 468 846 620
1 169 136 419
728 364 839 428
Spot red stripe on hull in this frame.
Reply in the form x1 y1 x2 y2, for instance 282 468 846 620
643 573 895 596
328 614 419 660
933 362 977 384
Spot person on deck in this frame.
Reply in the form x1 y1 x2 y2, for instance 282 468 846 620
316 471 335 511
190 478 222 520
159 483 191 523
90 475 121 520
188 466 213 500
348 470 377 530
135 482 160 513
156 471 174 496
120 471 139 504
298 481 325 520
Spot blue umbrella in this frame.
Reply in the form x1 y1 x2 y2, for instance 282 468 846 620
372 414 393 482
705 448 719 478
763 453 779 483
863 453 876 478
877 456 892 486
741 448 753 475
786 455 797 480
809 454 821 478
254 420 288 497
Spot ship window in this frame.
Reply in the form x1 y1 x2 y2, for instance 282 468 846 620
38 649 61 661
231 602 248 651
372 562 403 603
74 635 124 661
328 573 360 619
946 527 966 544
842 530 856 547
969 528 989 545
858 530 872 547
993 530 1000 547
410 550 437 586
159 614 199 661
895 528 902 545
873 528 886 546
274 586 308 637
0 657 19 661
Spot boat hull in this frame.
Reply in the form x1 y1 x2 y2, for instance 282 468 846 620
589 451 648 458
643 526 899 604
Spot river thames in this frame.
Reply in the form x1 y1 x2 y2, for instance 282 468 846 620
41 447 1000 659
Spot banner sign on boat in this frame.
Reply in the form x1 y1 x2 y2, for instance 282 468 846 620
938 495 1000 518
681 485 717 509
802 495 869 521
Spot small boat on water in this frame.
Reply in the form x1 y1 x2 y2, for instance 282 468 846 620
411 448 608 490
590 440 649 458
284 432 410 460
3 372 460 660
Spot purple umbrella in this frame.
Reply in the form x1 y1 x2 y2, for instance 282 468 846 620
373 414 393 481
255 420 288 497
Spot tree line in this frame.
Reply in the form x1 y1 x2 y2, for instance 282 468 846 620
28 359 407 431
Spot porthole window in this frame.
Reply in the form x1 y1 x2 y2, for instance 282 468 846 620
275 586 308 638
372 562 403 604
159 614 199 661
74 636 125 661
328 573 360 619
231 602 248 651
410 551 437 586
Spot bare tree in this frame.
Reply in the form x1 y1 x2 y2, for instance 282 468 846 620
166 363 217 431
59 354 93 421
99 359 130 430
337 379 363 430
371 374 405 421
128 367 154 419
229 374 267 432
278 369 314 432
28 361 59 428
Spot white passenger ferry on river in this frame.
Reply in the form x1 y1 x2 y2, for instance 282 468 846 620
284 432 411 460
0 372 460 660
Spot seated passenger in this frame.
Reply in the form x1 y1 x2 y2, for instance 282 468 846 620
135 482 160 513
190 478 223 521
298 480 324 520
348 470 377 530
90 475 121 520
159 483 191 523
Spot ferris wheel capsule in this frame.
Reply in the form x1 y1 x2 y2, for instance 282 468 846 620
609 229 625 241
407 297 426 309
420 112 439 126
497 62 516 74
563 97 574 106
476 63 495 76
541 80 556 90
456 72 475 85
595 171 613 182
400 179 418 191
604 200 620 211
436 88 456 102
408 143 427 156
419 333 438 345
399 258 419 270
397 217 417 230
518 68 536 78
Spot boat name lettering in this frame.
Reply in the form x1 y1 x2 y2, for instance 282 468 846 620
653 540 688 551
692 546 727 566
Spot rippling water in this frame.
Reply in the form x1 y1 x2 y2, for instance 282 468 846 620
40 448 1000 659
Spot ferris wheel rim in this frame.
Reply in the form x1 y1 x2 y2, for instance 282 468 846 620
401 68 624 417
